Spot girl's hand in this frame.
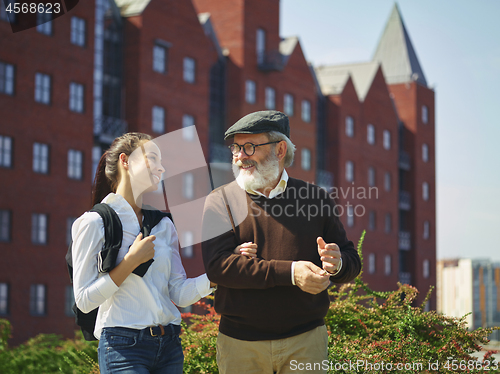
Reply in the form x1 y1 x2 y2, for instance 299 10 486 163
234 242 258 258
125 232 156 266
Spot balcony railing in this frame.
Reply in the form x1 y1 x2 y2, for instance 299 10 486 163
399 231 411 251
398 151 410 170
399 191 411 211
316 170 333 190
258 50 284 71
94 116 127 144
399 272 412 285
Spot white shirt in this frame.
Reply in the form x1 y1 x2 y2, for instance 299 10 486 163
71 193 213 339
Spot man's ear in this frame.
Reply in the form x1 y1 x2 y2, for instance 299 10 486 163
276 140 287 162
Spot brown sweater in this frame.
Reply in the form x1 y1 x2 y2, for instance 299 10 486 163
201 178 361 341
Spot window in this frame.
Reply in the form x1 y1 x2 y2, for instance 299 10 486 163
68 149 83 180
422 144 429 162
368 211 376 230
183 57 195 83
36 8 52 35
301 149 311 171
66 217 76 246
0 135 12 168
347 205 354 227
152 106 165 134
423 220 430 240
368 167 375 187
0 210 11 242
384 172 391 192
182 114 195 141
367 124 375 145
153 44 167 73
256 28 266 64
384 255 391 275
35 73 51 104
385 213 392 233
265 87 275 109
0 283 8 315
0 62 15 95
30 284 46 315
301 100 311 122
368 254 376 274
33 142 49 174
284 94 294 116
183 173 194 199
383 130 391 150
70 17 86 46
181 231 194 258
245 80 256 104
65 286 74 317
423 259 430 279
422 182 429 201
345 161 354 182
69 82 84 113
32 213 48 244
422 105 428 124
345 116 354 137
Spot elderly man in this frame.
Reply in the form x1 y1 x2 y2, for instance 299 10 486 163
201 110 361 374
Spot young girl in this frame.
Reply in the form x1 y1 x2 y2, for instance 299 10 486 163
71 132 216 374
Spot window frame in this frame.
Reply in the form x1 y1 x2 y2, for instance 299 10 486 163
265 87 275 110
383 130 391 150
422 143 429 162
152 106 165 134
345 161 354 182
67 149 83 180
153 44 167 74
367 124 375 145
301 148 311 171
34 73 51 105
345 116 354 137
182 114 195 141
283 93 294 116
181 231 194 258
33 142 50 174
70 16 86 47
30 284 47 316
0 210 11 242
32 213 48 245
301 100 311 122
69 82 84 113
0 135 13 168
183 57 196 83
0 61 15 96
36 8 52 35
245 80 256 104
0 283 9 315
256 28 266 65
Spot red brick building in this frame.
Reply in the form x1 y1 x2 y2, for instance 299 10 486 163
315 4 436 307
0 0 436 345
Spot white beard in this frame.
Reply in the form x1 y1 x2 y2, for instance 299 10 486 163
233 153 280 193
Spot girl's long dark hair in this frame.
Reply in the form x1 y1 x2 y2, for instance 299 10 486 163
91 132 152 207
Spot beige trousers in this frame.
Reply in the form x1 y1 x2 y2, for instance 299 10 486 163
216 325 329 374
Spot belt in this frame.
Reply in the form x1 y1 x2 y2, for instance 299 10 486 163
145 324 181 337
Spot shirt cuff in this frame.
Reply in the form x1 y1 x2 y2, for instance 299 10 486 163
196 273 215 297
291 261 296 286
94 273 120 300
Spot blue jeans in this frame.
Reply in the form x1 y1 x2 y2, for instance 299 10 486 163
98 325 184 374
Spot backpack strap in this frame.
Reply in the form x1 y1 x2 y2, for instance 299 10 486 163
90 203 123 274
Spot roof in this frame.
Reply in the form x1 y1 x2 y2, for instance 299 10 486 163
114 0 151 17
372 3 427 86
314 61 380 101
198 13 224 58
279 36 299 65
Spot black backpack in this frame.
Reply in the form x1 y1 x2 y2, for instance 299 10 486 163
65 203 172 341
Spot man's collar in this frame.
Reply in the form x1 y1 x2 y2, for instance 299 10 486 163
243 169 288 199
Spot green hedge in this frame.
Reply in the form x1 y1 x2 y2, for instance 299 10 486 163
1 232 498 373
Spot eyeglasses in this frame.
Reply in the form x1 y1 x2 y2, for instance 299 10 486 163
229 141 281 157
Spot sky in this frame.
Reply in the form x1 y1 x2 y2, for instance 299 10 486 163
280 0 500 261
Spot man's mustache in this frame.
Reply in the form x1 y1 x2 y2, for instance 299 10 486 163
234 159 258 169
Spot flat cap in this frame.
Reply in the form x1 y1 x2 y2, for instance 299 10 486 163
224 110 290 140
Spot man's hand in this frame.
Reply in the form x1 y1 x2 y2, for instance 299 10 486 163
234 242 258 258
293 261 330 294
317 237 341 274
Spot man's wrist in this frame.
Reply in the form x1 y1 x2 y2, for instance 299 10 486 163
291 261 297 285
